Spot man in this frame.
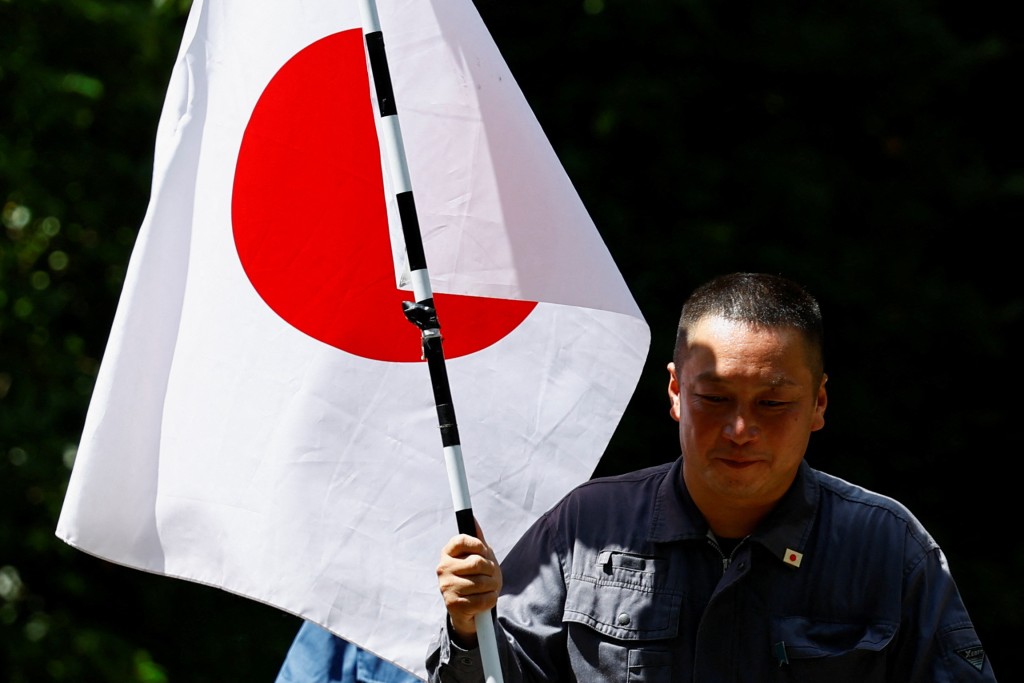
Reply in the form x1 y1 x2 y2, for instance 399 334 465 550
426 272 997 681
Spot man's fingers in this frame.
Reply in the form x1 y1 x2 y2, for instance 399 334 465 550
437 555 500 590
441 533 495 563
438 533 502 607
444 548 496 575
438 567 500 634
436 530 502 643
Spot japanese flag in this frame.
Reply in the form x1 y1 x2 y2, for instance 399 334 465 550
56 0 649 678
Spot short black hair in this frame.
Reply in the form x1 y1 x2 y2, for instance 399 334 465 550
673 272 824 380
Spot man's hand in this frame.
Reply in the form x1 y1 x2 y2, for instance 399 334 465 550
436 526 502 648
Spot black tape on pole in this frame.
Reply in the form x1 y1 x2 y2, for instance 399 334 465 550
364 31 397 117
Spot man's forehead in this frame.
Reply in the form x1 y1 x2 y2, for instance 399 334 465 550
691 368 803 387
687 317 812 353
682 319 817 385
689 314 780 336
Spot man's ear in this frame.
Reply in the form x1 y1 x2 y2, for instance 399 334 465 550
667 362 682 423
811 373 827 432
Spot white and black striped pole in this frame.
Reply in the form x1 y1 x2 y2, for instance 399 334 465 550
356 2 505 682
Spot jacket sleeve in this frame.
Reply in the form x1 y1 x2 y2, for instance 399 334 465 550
424 617 490 683
892 542 998 682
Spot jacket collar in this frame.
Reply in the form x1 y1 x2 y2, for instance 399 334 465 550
648 456 820 566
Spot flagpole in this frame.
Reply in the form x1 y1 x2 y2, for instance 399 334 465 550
357 2 505 682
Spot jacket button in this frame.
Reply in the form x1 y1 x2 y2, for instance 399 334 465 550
616 613 631 626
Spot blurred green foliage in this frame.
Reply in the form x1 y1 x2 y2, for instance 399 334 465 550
2 0 1021 680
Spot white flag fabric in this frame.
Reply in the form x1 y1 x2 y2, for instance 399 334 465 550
56 0 649 678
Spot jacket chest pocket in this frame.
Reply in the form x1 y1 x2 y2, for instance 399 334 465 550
563 550 681 682
769 615 896 681
564 550 682 640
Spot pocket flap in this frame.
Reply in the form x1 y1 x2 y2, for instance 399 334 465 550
770 615 897 659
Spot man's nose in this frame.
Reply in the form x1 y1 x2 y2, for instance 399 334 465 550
723 409 758 444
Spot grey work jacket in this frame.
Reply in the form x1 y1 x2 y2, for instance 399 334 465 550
426 457 997 682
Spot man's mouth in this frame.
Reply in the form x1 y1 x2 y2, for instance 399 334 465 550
715 455 764 469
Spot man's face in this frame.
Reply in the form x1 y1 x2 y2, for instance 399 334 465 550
668 315 827 516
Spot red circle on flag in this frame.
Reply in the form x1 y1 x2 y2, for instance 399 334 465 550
232 30 536 362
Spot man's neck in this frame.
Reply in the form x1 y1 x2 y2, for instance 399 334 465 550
700 506 769 539
683 479 777 538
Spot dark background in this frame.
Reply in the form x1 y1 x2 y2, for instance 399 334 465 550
2 0 1020 680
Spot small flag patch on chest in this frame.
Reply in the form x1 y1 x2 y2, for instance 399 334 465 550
783 548 803 567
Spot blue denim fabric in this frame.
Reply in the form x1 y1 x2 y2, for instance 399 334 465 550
277 621 422 683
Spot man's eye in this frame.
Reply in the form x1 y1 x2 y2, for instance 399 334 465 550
761 400 789 408
696 394 728 403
